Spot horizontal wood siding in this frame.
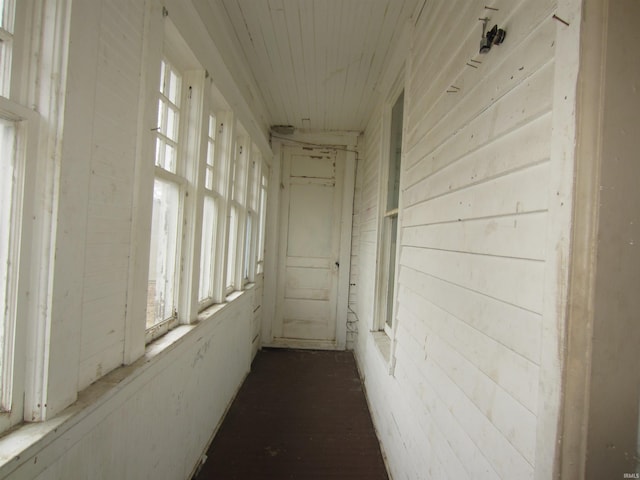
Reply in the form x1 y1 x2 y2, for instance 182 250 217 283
79 0 145 389
353 0 557 478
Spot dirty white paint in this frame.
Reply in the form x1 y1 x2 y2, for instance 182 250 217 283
351 0 575 478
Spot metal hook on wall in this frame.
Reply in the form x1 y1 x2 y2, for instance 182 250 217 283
479 17 506 54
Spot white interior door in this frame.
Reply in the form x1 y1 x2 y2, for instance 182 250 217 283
274 146 344 347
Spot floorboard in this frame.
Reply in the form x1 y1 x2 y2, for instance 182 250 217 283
195 348 389 479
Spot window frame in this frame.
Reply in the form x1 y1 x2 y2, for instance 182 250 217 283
0 0 47 434
146 56 187 342
224 128 250 295
0 91 39 434
197 112 220 306
256 165 268 275
374 88 405 340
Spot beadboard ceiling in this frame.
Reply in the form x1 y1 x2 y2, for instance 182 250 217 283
216 0 421 132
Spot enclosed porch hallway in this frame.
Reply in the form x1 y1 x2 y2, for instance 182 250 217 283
0 1 639 479
194 349 388 479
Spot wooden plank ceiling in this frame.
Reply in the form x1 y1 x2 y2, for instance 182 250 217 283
217 0 421 132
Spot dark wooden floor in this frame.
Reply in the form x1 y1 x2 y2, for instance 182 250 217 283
195 348 389 480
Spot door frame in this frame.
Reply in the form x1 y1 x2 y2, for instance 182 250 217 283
262 133 357 350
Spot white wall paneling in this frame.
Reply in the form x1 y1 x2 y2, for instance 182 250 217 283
351 0 574 478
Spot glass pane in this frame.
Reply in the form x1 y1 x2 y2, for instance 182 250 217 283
234 143 246 204
164 142 176 173
206 138 215 168
0 117 17 397
154 138 163 168
166 106 178 142
147 179 180 328
257 184 267 263
0 37 12 98
0 0 14 99
208 113 216 141
385 215 398 329
387 91 404 212
243 213 252 280
205 166 213 191
159 60 166 92
229 158 236 199
198 196 217 302
226 206 237 290
168 69 180 105
157 99 165 135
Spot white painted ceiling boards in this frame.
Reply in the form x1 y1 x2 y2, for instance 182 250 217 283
216 0 421 132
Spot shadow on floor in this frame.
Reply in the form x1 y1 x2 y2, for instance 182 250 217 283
195 348 389 480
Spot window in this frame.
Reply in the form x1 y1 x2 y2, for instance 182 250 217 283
146 58 184 337
242 147 261 283
377 91 404 335
0 115 18 411
225 131 249 293
256 168 268 274
0 0 15 97
225 204 238 291
198 113 219 305
0 0 39 433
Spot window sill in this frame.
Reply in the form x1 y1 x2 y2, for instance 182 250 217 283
372 331 395 375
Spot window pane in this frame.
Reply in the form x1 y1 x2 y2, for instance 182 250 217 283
147 179 180 328
243 213 252 280
233 143 246 204
205 166 213 191
226 206 237 290
385 215 398 328
164 142 176 172
154 137 164 168
205 115 216 190
257 180 267 264
0 38 12 98
387 91 404 212
168 69 180 105
0 116 16 403
208 113 216 142
0 0 15 98
198 196 217 302
166 106 178 142
158 59 166 92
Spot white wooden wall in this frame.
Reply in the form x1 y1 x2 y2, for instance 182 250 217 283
353 0 564 478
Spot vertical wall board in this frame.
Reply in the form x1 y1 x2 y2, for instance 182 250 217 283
352 0 565 478
78 0 146 390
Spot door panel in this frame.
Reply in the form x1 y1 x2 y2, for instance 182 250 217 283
275 147 343 345
287 182 334 257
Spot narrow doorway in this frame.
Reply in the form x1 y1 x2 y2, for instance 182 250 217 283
272 146 345 349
